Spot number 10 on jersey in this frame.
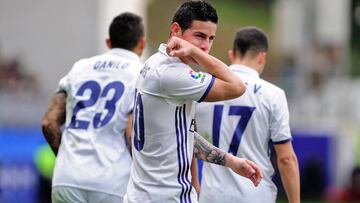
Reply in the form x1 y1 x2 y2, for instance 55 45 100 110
133 92 145 151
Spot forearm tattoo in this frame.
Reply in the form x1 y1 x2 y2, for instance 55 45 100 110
193 132 226 166
42 92 66 155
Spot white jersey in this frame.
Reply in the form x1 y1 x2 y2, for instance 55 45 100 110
53 48 142 198
196 64 292 203
124 44 215 203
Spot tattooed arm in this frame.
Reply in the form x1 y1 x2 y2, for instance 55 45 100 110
193 132 263 186
41 91 67 155
193 131 226 165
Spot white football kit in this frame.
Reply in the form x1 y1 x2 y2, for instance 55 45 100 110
52 48 142 200
124 44 215 203
196 64 292 203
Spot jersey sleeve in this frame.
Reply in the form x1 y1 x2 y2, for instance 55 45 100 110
160 64 215 102
269 90 292 144
56 75 69 93
56 59 87 93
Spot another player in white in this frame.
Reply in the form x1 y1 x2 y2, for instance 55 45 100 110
41 13 145 203
124 2 262 203
196 27 300 203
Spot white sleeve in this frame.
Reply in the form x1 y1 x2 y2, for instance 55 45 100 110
56 75 69 93
160 64 215 102
56 60 84 93
269 90 292 144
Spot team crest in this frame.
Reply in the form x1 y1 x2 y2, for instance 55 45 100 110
188 69 206 83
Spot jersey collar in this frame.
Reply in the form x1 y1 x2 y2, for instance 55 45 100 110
158 44 182 63
158 43 169 56
230 64 260 78
109 48 140 61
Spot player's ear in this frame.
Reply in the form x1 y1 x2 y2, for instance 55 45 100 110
170 22 182 37
139 37 145 50
133 37 146 57
228 50 235 64
138 37 146 56
258 52 267 65
106 38 112 49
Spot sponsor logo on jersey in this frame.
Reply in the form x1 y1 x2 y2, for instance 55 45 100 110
188 69 206 83
140 64 151 78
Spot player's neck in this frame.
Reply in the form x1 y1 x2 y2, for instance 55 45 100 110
132 47 143 57
232 58 261 74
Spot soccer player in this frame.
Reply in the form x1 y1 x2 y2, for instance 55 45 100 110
41 12 145 203
195 27 300 203
124 2 262 203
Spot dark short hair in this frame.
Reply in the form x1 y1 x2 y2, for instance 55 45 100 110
172 1 218 32
109 12 144 50
233 27 268 57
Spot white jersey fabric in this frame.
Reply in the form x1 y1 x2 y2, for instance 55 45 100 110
124 44 215 203
196 64 292 203
52 186 123 203
53 48 142 198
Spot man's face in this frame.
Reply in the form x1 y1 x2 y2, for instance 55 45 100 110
178 20 217 53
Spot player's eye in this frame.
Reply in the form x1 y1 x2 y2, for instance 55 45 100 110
195 34 206 39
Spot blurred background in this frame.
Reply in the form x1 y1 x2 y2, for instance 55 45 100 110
0 0 359 202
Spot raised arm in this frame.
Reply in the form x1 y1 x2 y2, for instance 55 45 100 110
274 142 300 203
193 132 262 186
166 36 246 101
41 91 66 155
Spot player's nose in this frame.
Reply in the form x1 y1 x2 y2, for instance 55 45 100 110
200 42 210 53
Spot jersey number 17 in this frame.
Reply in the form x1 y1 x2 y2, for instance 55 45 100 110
212 105 256 155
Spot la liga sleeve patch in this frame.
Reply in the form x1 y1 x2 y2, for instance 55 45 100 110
187 69 207 84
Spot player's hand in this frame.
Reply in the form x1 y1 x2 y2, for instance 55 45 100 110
226 154 263 187
166 36 198 65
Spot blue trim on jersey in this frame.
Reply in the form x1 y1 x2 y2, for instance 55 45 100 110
272 137 293 144
175 107 187 203
198 76 215 102
179 105 192 203
178 106 187 203
181 104 192 203
179 106 187 202
175 105 192 203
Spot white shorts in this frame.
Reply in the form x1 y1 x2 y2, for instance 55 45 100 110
52 186 123 203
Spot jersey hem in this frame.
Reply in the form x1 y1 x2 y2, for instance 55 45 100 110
52 183 124 198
